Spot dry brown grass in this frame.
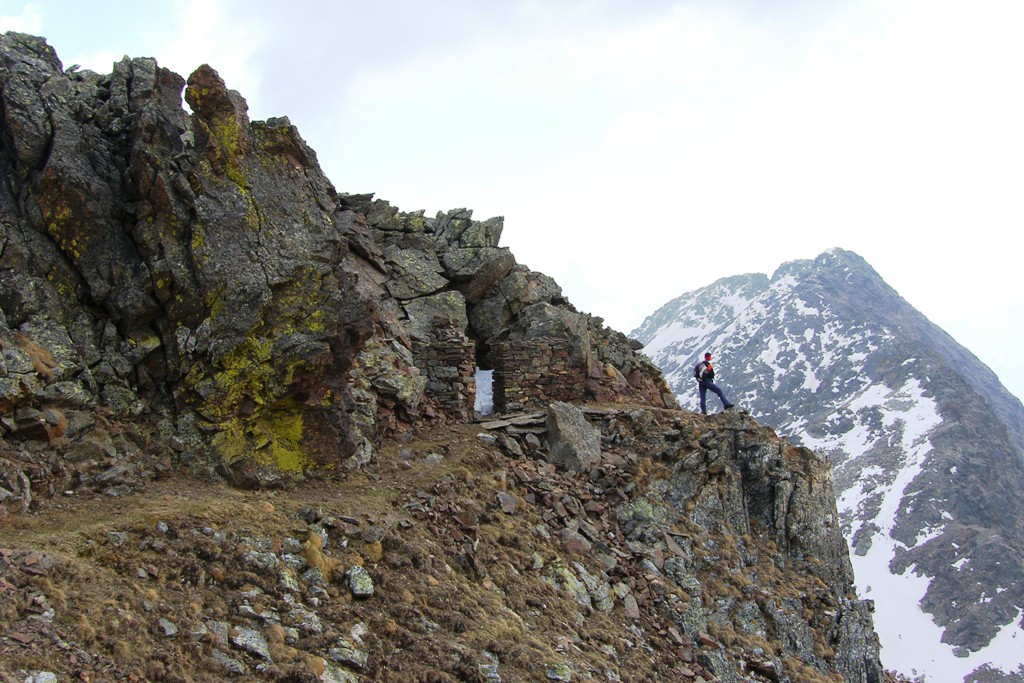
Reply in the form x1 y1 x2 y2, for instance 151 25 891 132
784 656 845 683
13 331 58 380
0 418 862 683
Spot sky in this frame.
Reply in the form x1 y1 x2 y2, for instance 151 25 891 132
3 0 1024 402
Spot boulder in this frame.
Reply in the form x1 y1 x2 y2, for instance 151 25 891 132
441 247 516 303
402 291 469 343
468 266 566 350
383 245 447 300
545 402 600 471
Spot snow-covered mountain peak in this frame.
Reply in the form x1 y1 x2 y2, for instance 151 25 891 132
634 249 1024 682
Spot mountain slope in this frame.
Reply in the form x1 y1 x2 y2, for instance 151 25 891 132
0 34 885 683
1 406 888 683
633 248 1024 682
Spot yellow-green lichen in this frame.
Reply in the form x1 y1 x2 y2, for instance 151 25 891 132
202 288 226 321
211 420 248 465
189 220 208 262
256 400 306 471
184 263 338 473
211 337 274 415
42 199 87 261
264 272 330 336
210 399 309 472
208 113 247 190
188 332 314 472
406 213 427 231
44 266 78 299
244 196 260 230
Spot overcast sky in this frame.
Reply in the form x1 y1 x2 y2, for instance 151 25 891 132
4 0 1024 401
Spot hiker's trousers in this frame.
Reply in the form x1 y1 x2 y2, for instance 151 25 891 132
698 380 730 414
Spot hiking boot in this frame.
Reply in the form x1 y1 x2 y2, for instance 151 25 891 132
724 403 736 410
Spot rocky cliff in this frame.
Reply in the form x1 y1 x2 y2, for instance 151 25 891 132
1 33 882 682
634 249 1024 682
0 31 673 486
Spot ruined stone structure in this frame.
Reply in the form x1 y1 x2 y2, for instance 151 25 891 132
411 326 477 421
491 339 586 413
0 31 673 482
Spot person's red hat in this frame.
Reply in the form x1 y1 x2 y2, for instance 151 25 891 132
704 352 712 360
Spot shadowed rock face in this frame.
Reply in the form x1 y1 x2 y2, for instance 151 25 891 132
0 31 671 481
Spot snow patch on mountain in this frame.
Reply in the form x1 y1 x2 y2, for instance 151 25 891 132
801 378 949 677
633 249 1024 682
642 321 709 360
729 347 1022 680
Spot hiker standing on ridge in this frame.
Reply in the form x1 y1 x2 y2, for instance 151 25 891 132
694 352 735 415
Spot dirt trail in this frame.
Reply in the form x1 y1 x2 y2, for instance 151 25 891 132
4 422 662 682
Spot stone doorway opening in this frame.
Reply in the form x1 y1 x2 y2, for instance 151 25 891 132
474 367 494 416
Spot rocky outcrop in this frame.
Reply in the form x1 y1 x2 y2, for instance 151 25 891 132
0 32 672 491
481 406 883 682
0 33 884 683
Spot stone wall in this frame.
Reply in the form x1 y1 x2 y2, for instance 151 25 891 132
492 339 586 413
413 327 477 421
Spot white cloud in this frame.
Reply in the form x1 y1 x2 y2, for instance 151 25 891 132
298 2 1023 404
66 49 126 73
154 0 267 107
0 3 42 33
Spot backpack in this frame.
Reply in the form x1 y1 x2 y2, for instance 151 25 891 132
693 362 703 380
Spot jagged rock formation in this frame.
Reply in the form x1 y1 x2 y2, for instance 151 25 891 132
0 31 671 489
634 248 1024 682
1 34 883 683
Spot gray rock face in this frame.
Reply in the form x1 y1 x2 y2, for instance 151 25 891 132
635 248 1024 681
603 408 882 683
0 32 670 493
545 402 601 471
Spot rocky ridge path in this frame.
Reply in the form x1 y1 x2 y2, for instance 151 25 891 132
3 405 884 683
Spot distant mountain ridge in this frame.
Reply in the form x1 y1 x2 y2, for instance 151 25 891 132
633 248 1024 682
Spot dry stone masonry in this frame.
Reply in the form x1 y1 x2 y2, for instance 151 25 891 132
491 339 586 413
411 326 477 421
